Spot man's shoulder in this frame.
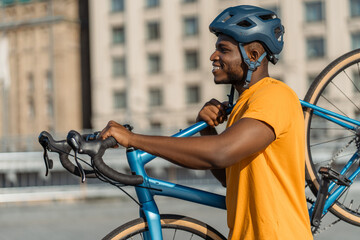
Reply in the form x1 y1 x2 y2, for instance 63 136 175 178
253 78 298 102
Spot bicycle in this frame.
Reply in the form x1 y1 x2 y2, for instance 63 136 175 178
38 49 360 239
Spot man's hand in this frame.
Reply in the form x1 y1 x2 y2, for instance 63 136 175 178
196 99 229 127
99 120 134 148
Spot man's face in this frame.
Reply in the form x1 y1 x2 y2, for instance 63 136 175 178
210 34 246 85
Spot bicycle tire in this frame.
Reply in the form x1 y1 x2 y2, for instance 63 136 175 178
102 214 226 240
304 48 360 226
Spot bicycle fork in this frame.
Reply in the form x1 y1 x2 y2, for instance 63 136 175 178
139 200 163 240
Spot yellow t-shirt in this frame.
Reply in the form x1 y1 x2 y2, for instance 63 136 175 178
226 77 313 240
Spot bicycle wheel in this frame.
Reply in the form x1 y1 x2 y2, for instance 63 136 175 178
102 214 226 240
304 48 360 226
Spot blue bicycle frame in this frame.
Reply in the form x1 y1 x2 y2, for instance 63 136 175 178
126 121 226 240
300 100 360 218
124 100 360 239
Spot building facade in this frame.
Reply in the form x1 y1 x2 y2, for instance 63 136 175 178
2 0 360 150
89 0 360 135
0 0 89 151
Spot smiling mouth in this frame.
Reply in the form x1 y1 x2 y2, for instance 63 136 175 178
212 66 221 72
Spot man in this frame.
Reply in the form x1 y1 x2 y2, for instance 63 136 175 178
100 5 313 240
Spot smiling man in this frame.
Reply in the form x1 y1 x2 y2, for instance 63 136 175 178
100 5 313 240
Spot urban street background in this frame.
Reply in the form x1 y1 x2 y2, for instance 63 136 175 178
1 196 360 240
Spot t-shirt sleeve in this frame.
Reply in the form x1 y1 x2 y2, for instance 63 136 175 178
241 84 299 138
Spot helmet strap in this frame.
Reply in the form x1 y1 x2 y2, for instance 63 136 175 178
227 84 235 108
238 44 267 89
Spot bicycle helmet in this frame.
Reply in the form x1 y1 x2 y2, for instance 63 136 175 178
209 5 285 88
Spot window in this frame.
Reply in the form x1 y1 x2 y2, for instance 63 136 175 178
306 37 325 59
112 26 125 44
186 85 200 104
187 119 196 126
351 32 360 50
28 98 35 118
307 74 317 87
352 71 360 93
47 97 54 117
1 0 15 6
185 50 199 70
146 0 159 8
149 88 163 106
46 70 53 91
113 91 127 109
27 73 34 92
147 21 160 40
148 54 161 74
111 0 124 12
183 16 199 36
150 121 162 130
112 57 126 77
350 0 360 17
305 2 324 22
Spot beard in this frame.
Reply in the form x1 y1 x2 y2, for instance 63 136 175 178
228 71 245 86
225 61 247 86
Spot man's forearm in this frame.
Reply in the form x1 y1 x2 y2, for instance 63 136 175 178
129 133 223 170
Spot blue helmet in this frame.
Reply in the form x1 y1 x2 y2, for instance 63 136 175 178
209 5 284 64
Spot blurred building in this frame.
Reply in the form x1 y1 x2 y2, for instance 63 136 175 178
2 0 360 150
0 0 91 151
89 0 228 134
88 0 360 134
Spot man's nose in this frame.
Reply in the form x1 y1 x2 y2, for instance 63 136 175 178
210 51 219 61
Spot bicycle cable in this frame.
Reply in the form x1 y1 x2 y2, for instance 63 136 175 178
48 144 145 206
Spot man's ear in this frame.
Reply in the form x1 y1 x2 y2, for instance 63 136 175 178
249 49 260 62
245 42 265 62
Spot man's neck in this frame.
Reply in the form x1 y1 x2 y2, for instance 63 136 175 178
235 72 270 95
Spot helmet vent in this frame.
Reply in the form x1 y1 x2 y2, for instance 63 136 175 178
259 14 276 21
222 14 233 23
274 26 284 41
237 20 252 28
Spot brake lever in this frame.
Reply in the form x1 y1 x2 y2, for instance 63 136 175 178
42 147 54 177
74 151 86 183
38 136 54 176
68 136 86 183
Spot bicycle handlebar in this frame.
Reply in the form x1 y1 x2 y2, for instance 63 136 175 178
66 130 144 186
38 131 97 178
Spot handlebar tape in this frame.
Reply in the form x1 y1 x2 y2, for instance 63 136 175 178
59 153 97 178
91 137 143 185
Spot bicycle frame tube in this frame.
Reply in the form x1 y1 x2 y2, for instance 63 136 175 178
138 121 209 165
301 100 360 218
300 100 360 130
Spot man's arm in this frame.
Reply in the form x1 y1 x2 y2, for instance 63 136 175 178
100 117 275 170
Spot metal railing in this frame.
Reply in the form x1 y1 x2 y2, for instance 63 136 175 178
0 150 224 203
